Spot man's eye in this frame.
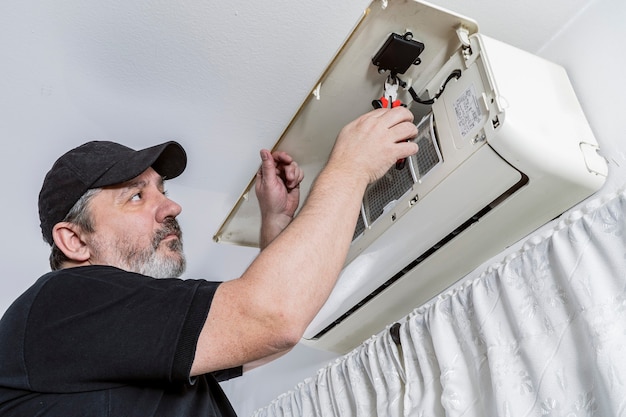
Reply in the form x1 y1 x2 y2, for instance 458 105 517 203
131 193 142 201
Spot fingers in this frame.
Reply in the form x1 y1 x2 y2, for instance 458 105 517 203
356 107 417 144
257 149 275 181
258 149 304 190
361 107 418 150
271 151 294 165
377 107 418 153
398 140 419 159
281 157 304 190
389 117 419 144
366 106 414 125
329 106 421 184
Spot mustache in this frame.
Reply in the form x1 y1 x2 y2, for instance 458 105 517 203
153 218 183 249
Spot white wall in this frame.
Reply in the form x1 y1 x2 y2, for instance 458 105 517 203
221 0 626 415
539 0 626 192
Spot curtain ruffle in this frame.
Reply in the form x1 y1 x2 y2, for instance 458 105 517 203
255 188 626 417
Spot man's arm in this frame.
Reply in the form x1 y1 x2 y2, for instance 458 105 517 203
191 107 418 376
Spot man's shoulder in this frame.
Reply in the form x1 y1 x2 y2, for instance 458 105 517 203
46 265 147 281
35 266 200 303
46 266 214 287
35 266 221 306
1 266 220 334
0 267 142 321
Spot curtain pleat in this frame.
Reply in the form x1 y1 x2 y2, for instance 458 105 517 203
255 188 626 417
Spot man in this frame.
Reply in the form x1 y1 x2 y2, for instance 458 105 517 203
0 106 418 416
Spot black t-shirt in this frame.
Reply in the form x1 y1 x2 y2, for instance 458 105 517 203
0 265 241 416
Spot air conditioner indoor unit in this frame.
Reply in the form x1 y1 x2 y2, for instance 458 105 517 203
214 0 607 353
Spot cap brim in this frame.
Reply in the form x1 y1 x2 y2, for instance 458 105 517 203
93 141 187 188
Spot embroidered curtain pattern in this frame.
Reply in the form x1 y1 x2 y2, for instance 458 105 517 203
254 188 626 417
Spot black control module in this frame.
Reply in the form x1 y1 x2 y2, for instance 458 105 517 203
372 32 425 75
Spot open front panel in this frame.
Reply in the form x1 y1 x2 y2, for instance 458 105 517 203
213 0 479 247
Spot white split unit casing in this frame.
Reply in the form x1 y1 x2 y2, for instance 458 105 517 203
214 0 607 353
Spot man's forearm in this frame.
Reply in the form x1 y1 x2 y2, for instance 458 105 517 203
245 161 368 336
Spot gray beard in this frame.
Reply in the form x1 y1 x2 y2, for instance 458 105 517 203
90 218 187 278
135 235 186 278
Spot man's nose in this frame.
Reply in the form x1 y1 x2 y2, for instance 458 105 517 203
156 196 182 222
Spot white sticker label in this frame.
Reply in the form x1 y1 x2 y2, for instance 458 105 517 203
454 84 482 137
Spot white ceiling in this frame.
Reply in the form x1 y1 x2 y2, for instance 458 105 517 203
1 0 619 415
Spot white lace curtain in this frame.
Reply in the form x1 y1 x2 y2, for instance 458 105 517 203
254 188 626 417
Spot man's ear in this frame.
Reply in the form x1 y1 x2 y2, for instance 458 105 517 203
52 222 91 263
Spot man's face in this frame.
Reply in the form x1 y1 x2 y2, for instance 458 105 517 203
84 167 186 278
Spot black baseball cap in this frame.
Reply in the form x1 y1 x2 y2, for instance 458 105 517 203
38 140 187 245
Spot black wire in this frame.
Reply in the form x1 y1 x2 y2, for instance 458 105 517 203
403 69 462 105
